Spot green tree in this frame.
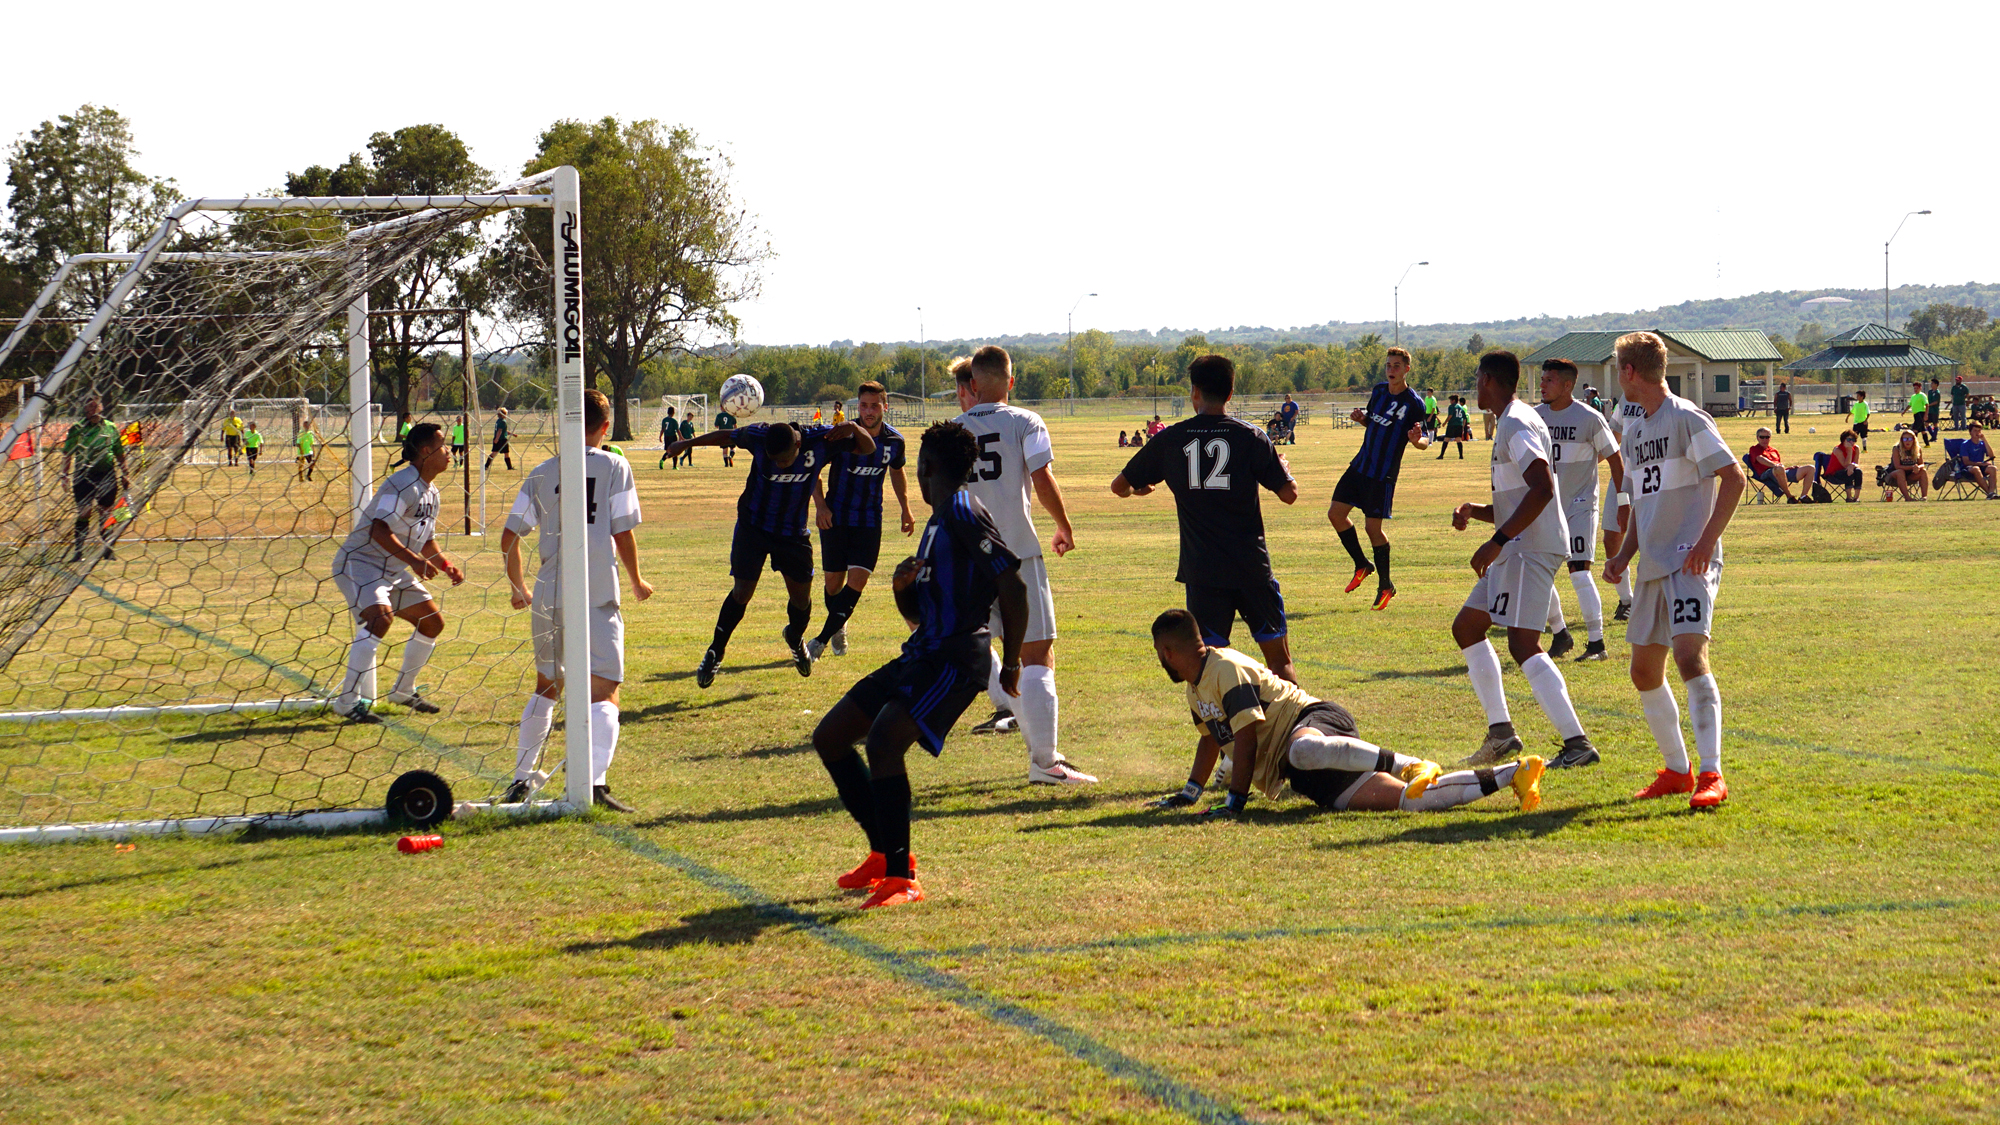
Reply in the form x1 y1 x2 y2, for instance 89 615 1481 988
1905 303 1989 343
498 117 770 441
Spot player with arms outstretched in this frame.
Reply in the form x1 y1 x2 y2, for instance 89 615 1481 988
501 390 653 812
672 416 875 683
1327 346 1428 610
810 421 1029 908
1112 354 1302 682
329 423 464 722
807 380 913 662
1603 332 1744 809
955 345 1095 785
1534 358 1626 662
1450 351 1599 771
1144 610 1544 817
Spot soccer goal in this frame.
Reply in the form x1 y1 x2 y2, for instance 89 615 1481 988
0 167 601 842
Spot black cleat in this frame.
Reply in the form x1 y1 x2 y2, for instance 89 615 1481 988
695 648 721 689
971 709 1017 735
501 779 531 804
1613 601 1631 622
1547 628 1575 660
1546 735 1601 770
335 700 382 725
593 784 636 813
1576 639 1608 662
387 692 441 714
786 632 812 677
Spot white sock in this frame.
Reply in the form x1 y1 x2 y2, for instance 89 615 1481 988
392 633 436 698
1018 664 1061 769
1461 642 1510 726
514 695 555 780
1546 591 1566 634
986 647 1011 714
588 700 619 786
1571 571 1604 643
1686 673 1722 773
1287 730 1416 775
1520 653 1586 741
1640 684 1689 773
1614 570 1633 604
1399 761 1518 811
335 628 380 707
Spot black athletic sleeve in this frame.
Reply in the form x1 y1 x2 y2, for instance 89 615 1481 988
888 432 907 469
733 422 766 449
946 494 1020 577
1248 428 1291 493
1121 435 1167 488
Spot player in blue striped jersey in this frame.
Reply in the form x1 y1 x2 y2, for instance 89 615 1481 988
807 381 912 663
1327 346 1429 610
810 421 1028 909
669 416 875 685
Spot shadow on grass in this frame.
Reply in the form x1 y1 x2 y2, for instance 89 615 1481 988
0 842 366 900
624 692 761 721
633 787 1117 827
646 659 792 683
1015 802 1332 833
1358 665 1467 681
561 897 850 953
680 739 815 764
1313 799 1630 849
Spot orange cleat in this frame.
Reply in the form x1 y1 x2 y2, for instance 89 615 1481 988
1689 771 1728 809
860 876 925 909
1633 768 1694 800
1372 585 1396 611
836 851 917 890
1344 565 1374 593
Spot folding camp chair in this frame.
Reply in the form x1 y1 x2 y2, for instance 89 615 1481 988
1742 453 1779 504
1934 439 1988 500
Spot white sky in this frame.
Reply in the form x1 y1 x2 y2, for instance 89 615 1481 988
6 1 1991 345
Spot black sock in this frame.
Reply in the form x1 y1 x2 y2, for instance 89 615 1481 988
1474 767 1499 795
816 587 862 644
1337 526 1367 570
1372 543 1392 589
1437 444 1447 459
785 598 811 645
711 596 747 656
1374 747 1398 774
871 771 912 878
823 751 881 852
1457 443 1465 458
1488 719 1516 741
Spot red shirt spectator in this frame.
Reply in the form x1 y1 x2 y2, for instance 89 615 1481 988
1747 441 1785 474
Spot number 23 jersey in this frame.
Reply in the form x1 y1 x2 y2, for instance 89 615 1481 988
1119 413 1293 589
954 402 1053 560
1620 394 1734 583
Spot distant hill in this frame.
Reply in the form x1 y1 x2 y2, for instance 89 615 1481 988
808 282 2000 354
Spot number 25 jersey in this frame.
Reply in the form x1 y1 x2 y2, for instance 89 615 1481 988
1119 413 1293 589
954 402 1053 560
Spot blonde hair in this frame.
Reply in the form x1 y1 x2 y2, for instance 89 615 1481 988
949 356 974 386
969 344 1012 385
1614 332 1669 382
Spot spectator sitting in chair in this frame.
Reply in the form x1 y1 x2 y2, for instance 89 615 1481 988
1957 421 1997 500
1820 431 1864 503
1747 428 1809 503
1887 429 1929 501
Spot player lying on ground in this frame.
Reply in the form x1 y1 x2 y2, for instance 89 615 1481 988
1327 346 1428 610
501 389 653 811
806 380 913 663
1144 609 1544 817
1603 332 1743 810
329 423 464 722
809 421 1030 908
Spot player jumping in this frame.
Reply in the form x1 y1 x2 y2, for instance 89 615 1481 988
1450 351 1599 771
807 380 913 663
1112 354 1302 682
329 423 464 722
501 389 653 812
1144 609 1544 817
955 345 1095 785
672 416 874 684
810 421 1029 908
1328 346 1428 610
1534 358 1626 662
1602 332 1744 810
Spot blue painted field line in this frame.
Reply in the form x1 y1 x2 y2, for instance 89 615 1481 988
913 897 1974 962
592 824 1249 1125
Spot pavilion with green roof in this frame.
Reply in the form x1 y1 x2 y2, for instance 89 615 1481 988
1520 328 1782 413
1780 323 1960 404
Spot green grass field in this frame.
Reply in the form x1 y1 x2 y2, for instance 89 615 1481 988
2 411 1997 1123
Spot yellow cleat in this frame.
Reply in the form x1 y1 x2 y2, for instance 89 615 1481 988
1398 759 1442 800
1512 755 1546 812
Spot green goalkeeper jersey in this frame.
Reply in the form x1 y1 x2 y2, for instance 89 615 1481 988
243 430 262 451
63 420 121 473
297 431 316 457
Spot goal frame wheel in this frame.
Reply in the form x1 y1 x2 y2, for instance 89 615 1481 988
386 770 454 829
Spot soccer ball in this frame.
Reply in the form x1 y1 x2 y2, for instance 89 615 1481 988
719 374 764 417
1809 426 1818 433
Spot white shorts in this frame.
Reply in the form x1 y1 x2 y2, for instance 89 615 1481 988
332 569 432 622
1626 563 1721 649
1564 499 1599 565
1464 550 1562 630
987 554 1057 645
532 601 626 683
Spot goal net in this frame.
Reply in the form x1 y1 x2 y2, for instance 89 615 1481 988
0 168 600 841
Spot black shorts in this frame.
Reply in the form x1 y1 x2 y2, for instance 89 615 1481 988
490 440 510 453
1186 579 1286 647
224 435 242 451
820 523 883 575
844 652 986 755
1331 464 1398 520
1275 702 1371 809
72 466 117 508
451 444 466 454
1855 422 1869 439
730 523 814 583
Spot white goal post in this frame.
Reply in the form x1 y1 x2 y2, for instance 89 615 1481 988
0 166 596 839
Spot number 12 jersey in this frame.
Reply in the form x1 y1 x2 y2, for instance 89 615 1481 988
1119 413 1294 589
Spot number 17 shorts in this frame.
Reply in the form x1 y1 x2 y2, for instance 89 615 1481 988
1626 561 1721 648
1462 550 1562 630
533 601 626 683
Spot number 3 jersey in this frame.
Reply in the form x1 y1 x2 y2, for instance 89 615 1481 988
505 447 643 609
1118 413 1294 589
1620 394 1735 583
954 402 1053 560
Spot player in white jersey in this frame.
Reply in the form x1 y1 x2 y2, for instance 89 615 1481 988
1533 358 1626 663
1602 391 1647 621
953 345 1097 785
329 423 464 722
1602 333 1744 810
1449 351 1598 771
500 390 653 812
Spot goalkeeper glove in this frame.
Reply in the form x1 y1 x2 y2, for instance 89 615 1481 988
1197 790 1250 819
1145 781 1203 809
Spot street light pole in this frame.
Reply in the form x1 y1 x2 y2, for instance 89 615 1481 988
917 306 924 415
1393 261 1428 348
1884 211 1930 328
1068 292 1097 407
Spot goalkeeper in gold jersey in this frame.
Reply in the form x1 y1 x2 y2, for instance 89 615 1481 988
1145 609 1545 817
